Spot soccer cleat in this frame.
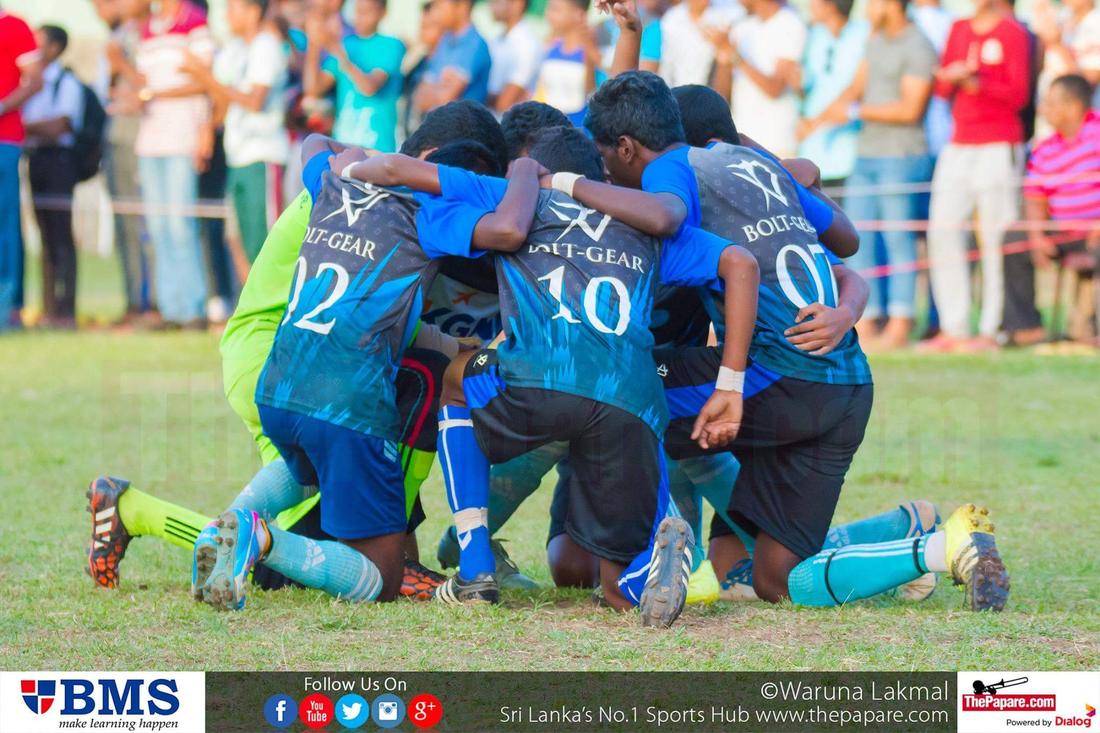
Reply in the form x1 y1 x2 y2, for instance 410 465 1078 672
203 509 267 611
893 500 941 602
902 500 940 537
719 557 759 602
401 560 447 601
894 572 938 602
943 503 1009 612
86 476 133 589
686 559 720 605
437 526 538 590
190 523 219 601
639 517 694 628
433 573 499 605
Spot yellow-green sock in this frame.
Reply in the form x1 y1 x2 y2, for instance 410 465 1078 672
116 487 212 551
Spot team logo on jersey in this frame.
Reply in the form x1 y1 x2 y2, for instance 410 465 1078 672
656 363 669 378
321 185 391 227
547 201 612 242
726 159 789 210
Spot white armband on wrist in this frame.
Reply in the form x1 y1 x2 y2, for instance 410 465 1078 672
340 162 358 179
551 171 583 198
715 366 745 393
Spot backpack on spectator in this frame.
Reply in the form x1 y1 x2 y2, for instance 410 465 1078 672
52 67 106 182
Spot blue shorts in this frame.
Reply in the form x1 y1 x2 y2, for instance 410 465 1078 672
257 404 407 541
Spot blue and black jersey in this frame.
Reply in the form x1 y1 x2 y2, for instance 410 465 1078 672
643 143 872 385
255 155 496 440
440 167 672 435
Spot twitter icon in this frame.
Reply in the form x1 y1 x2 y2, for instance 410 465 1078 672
335 693 370 730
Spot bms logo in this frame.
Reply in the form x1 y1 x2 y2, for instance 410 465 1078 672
547 201 611 242
16 678 180 716
21 680 55 714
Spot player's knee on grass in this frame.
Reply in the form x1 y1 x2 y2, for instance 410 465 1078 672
708 534 751 583
599 559 633 612
547 534 600 588
441 351 477 408
345 533 406 602
751 533 804 604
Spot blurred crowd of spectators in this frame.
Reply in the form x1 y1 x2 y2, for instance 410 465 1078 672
0 0 1096 348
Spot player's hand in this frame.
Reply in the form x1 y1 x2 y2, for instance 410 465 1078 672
784 302 856 356
329 147 371 177
456 336 481 352
601 1 641 33
782 157 822 189
691 390 742 450
507 156 547 179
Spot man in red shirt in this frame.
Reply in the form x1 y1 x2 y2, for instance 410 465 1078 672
924 0 1032 351
0 7 43 331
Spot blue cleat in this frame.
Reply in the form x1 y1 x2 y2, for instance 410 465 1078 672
203 509 267 611
190 522 219 602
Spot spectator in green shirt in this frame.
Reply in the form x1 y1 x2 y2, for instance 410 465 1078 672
303 0 405 151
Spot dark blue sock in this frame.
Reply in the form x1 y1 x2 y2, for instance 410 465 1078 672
438 406 493 580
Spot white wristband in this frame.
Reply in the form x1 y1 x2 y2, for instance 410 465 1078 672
340 162 358 179
715 366 745 393
551 171 583 198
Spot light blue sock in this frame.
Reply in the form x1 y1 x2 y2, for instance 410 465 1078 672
787 536 929 607
228 459 317 521
668 459 705 572
823 502 930 549
263 526 382 602
488 442 566 533
618 452 673 606
678 453 755 555
438 406 493 580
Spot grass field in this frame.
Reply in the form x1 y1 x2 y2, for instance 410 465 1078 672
1 255 1098 672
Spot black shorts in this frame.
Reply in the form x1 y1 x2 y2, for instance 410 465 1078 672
464 350 664 564
657 346 873 559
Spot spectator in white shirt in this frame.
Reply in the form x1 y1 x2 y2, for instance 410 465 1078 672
22 25 82 328
487 0 542 114
659 0 743 87
729 0 807 157
183 0 289 265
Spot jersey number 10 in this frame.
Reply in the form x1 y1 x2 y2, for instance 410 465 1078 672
537 266 632 336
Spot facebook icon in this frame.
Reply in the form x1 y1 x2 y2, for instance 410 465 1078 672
264 694 298 729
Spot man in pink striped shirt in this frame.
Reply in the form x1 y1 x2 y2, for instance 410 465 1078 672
1005 73 1100 343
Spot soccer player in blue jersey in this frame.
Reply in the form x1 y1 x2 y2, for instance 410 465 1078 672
560 71 1009 612
341 124 761 627
197 133 545 610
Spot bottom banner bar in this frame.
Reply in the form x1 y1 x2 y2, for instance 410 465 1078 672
206 672 956 732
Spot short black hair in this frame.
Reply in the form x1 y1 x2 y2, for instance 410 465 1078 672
401 100 508 172
672 85 738 147
40 24 68 54
563 0 592 9
527 126 606 182
242 0 271 13
1052 73 1094 108
425 139 503 176
500 101 572 160
584 71 685 151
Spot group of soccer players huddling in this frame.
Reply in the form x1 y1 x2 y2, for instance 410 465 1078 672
85 10 1011 628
